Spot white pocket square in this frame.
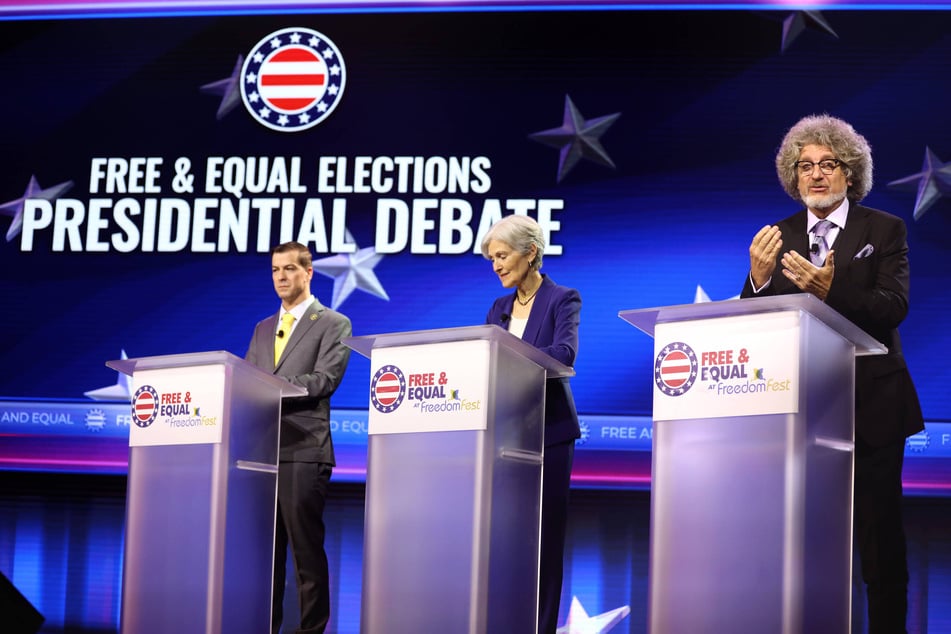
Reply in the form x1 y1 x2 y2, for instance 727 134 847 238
854 243 874 259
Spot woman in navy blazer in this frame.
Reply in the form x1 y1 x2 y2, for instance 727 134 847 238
482 214 581 634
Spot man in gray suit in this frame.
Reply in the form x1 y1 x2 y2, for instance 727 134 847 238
246 241 352 634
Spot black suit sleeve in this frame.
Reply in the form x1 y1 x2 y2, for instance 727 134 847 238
825 213 910 341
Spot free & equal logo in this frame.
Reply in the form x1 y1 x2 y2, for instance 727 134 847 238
132 385 159 427
370 365 406 413
241 27 346 132
653 342 699 396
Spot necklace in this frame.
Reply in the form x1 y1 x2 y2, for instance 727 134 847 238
516 286 539 306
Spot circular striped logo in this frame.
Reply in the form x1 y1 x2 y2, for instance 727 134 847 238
654 342 698 396
132 385 160 427
241 27 346 132
370 365 406 413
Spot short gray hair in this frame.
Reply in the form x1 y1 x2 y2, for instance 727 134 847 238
480 215 545 271
775 114 873 203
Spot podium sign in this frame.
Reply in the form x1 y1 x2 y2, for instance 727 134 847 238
368 339 490 435
130 364 226 446
653 311 800 421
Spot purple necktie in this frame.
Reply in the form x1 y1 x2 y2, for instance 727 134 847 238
810 219 834 266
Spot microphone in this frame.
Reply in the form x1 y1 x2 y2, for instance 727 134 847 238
809 239 820 255
276 329 286 339
500 314 510 324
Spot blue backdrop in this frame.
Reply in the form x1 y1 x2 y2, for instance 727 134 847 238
3 6 951 633
2 9 949 421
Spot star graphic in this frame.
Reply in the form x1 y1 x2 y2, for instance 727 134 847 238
85 349 132 401
0 175 74 242
887 147 951 220
694 284 740 303
779 11 838 53
529 95 620 183
555 596 630 634
757 11 838 53
200 54 244 120
312 231 389 309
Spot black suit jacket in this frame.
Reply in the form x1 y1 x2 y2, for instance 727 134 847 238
741 204 923 446
246 299 352 463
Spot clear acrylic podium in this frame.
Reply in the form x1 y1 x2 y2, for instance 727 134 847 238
344 325 574 634
620 295 886 634
107 351 305 634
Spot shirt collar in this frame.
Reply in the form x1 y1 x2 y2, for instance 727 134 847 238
807 198 849 232
281 295 315 322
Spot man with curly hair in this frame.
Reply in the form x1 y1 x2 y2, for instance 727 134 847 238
741 114 924 633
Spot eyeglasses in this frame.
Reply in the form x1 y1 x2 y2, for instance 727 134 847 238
795 159 843 176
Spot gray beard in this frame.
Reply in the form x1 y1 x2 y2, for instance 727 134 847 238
803 190 846 214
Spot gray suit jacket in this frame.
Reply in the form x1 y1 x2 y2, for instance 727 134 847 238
245 299 352 463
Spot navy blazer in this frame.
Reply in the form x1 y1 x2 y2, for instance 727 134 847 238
485 275 582 447
741 204 923 446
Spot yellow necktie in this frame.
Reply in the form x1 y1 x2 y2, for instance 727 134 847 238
274 313 296 365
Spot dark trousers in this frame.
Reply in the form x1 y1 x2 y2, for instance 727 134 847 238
854 437 909 634
538 441 574 634
273 461 332 634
